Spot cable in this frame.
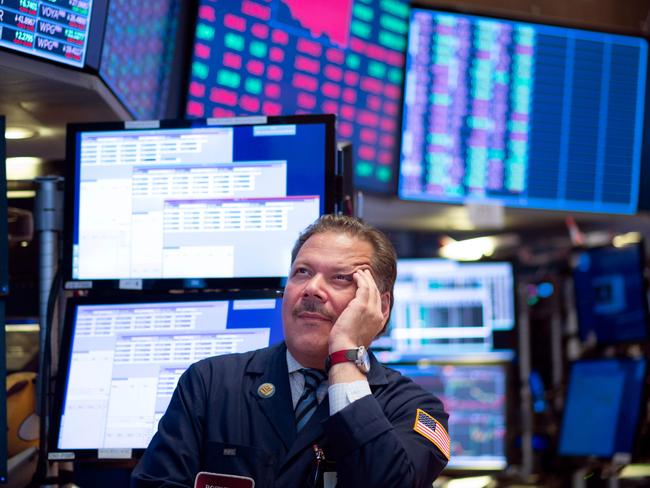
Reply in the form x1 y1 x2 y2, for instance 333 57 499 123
30 267 62 487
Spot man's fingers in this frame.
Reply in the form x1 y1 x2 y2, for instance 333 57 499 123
346 269 382 314
358 269 381 306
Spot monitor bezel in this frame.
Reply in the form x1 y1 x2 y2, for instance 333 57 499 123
0 115 7 295
571 241 650 347
84 0 110 70
49 289 284 461
396 3 650 215
386 354 514 472
0 115 7 482
62 113 337 291
557 357 649 461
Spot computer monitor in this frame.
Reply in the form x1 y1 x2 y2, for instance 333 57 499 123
399 7 648 214
558 358 647 458
0 0 108 68
63 114 336 290
373 259 515 359
49 291 284 459
186 0 409 193
572 242 649 345
391 358 509 470
98 0 182 119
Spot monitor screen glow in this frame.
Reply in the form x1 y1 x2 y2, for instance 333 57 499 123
187 0 410 193
99 0 180 119
572 243 649 345
65 115 335 285
558 358 647 458
393 361 508 470
399 8 648 214
51 293 284 453
373 259 515 359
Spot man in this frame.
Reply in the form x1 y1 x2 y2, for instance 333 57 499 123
131 215 449 487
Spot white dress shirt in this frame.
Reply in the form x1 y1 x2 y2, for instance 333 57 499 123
286 349 371 416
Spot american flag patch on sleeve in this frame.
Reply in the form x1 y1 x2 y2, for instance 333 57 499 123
413 408 451 460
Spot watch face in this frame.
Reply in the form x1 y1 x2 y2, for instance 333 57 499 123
357 346 371 373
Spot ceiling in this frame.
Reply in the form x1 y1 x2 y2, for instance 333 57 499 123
0 51 131 169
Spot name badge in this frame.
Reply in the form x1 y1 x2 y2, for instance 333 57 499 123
194 471 255 488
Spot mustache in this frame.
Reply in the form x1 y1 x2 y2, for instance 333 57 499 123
292 299 335 321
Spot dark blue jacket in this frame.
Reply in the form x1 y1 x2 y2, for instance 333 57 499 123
131 342 449 487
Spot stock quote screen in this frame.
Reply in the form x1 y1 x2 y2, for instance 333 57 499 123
0 0 94 67
372 259 515 360
51 293 283 454
187 0 409 193
394 362 508 470
399 8 648 214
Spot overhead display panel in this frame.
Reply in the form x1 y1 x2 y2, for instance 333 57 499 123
399 7 648 214
99 0 180 118
0 0 100 67
186 0 409 193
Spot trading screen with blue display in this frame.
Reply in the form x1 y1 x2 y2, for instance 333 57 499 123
393 362 508 470
399 8 648 214
573 243 649 345
67 115 333 282
52 294 283 452
558 358 647 458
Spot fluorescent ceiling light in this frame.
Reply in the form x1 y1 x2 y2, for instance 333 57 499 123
446 475 493 488
5 126 37 140
439 234 520 261
439 236 498 261
7 190 36 199
6 157 44 180
613 232 642 248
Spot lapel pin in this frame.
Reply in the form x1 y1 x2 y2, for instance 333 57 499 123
258 383 275 398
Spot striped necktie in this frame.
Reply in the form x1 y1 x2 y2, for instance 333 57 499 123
295 368 327 431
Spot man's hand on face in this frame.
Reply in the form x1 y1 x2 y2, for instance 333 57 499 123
328 268 386 353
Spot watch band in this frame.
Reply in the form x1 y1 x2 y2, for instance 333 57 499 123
325 346 370 373
327 349 357 368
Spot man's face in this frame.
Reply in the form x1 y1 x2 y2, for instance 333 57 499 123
282 231 375 368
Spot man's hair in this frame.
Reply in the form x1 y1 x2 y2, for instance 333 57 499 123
291 215 397 325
